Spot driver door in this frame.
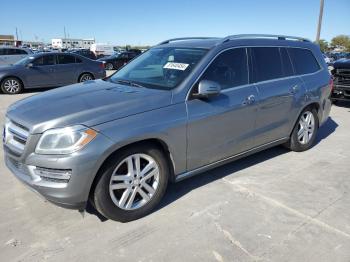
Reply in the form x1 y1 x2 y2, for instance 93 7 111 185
25 54 57 87
186 48 259 170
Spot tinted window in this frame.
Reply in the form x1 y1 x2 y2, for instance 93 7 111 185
76 57 82 63
57 54 76 64
16 49 28 54
33 55 55 66
0 49 5 55
251 47 283 82
288 48 320 75
280 48 294 77
6 49 19 55
201 48 248 90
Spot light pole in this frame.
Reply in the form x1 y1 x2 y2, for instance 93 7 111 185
316 0 324 42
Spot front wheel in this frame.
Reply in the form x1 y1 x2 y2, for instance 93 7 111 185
93 145 169 222
285 107 319 152
1 77 23 94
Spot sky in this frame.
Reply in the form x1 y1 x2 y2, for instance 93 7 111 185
0 0 349 46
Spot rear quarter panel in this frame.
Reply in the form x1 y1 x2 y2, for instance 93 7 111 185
299 47 332 127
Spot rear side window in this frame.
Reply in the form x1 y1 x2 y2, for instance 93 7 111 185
16 49 28 54
280 48 294 77
57 54 76 64
201 48 248 90
33 55 55 66
251 47 283 82
75 57 82 63
0 49 5 55
287 48 320 75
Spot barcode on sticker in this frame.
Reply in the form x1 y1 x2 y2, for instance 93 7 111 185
163 62 189 71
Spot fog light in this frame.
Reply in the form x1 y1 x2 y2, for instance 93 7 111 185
34 167 72 183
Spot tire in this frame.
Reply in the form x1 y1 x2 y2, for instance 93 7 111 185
78 73 94 83
93 144 169 222
1 77 23 94
285 107 319 152
105 63 114 70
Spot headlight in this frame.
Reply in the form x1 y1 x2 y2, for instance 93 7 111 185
35 125 97 155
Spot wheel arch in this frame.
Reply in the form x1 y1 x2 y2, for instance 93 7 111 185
88 138 176 203
78 72 95 82
289 101 321 137
0 75 25 88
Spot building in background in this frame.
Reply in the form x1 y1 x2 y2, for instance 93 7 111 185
51 38 95 49
0 35 16 46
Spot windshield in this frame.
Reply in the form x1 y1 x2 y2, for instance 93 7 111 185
109 47 208 90
14 56 35 65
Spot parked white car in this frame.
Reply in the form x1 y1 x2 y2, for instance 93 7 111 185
90 43 114 58
0 47 32 66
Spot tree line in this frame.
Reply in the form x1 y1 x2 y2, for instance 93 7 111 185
316 35 350 52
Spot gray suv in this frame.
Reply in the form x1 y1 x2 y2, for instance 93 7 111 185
3 35 332 222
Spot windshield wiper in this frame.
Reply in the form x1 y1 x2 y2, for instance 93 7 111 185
113 79 144 88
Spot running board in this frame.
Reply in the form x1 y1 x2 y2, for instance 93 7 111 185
175 137 289 182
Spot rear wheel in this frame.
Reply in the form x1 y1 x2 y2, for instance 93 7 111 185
105 63 114 70
93 145 169 222
1 77 23 94
79 73 94 82
285 107 319 152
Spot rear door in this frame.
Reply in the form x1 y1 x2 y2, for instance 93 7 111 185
25 54 57 87
250 47 305 145
186 48 259 170
55 54 80 85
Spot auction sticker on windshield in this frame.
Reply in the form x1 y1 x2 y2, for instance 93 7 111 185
163 62 189 71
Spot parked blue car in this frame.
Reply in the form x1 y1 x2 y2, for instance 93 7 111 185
0 52 106 94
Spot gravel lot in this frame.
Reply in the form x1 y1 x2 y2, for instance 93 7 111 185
0 83 350 261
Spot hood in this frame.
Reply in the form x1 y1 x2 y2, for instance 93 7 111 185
7 79 172 134
333 59 350 69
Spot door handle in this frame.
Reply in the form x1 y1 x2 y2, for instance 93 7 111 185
290 85 300 94
243 95 256 105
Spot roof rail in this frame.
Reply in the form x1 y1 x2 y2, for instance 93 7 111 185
219 34 311 44
158 37 219 45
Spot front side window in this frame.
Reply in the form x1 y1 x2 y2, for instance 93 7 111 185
288 48 320 75
200 48 248 90
57 54 76 64
109 47 208 90
33 55 55 66
251 47 283 82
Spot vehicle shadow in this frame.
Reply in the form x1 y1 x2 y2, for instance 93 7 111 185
333 101 350 110
22 87 57 94
86 117 338 222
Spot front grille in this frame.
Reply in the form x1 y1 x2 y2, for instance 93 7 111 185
334 68 350 87
4 119 29 156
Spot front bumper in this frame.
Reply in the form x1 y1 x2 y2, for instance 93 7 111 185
3 133 114 210
331 85 350 101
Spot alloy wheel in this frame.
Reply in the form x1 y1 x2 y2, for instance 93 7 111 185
109 154 160 210
297 111 315 145
80 74 93 82
3 79 20 94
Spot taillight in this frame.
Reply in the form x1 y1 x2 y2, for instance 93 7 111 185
329 78 334 92
99 62 105 69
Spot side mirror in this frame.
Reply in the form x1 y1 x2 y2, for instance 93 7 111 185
27 63 34 68
193 80 221 99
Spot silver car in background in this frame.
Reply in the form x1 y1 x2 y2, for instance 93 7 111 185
3 34 332 222
0 47 32 66
0 52 106 94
